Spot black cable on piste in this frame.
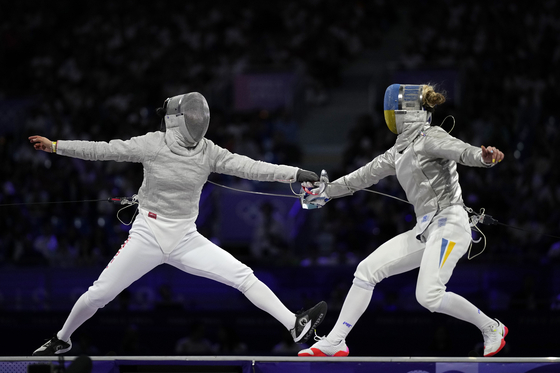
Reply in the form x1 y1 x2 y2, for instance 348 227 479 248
0 199 107 207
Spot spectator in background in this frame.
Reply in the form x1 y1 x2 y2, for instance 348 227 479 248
155 284 183 312
509 275 547 311
250 202 288 262
71 334 100 356
175 324 217 355
272 332 308 356
215 326 248 355
119 324 147 356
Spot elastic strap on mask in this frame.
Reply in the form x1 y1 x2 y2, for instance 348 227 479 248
156 98 169 132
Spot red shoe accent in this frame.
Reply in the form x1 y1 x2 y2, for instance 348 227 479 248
333 348 350 357
308 348 328 356
298 347 349 357
503 326 509 338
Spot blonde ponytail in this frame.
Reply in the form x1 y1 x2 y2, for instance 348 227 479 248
422 85 446 109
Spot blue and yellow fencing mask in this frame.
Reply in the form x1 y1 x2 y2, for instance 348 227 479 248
383 84 431 134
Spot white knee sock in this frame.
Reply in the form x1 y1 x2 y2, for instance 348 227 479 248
243 280 295 330
437 292 493 330
57 293 98 342
327 284 373 345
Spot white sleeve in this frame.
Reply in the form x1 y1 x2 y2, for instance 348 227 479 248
328 147 396 197
208 141 298 183
56 133 155 163
423 128 491 168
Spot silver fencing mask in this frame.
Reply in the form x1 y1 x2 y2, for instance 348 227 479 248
162 92 210 147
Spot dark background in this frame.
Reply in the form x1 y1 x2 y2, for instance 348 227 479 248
1 0 559 357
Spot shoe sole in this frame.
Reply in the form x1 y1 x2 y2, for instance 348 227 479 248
32 346 72 356
484 325 508 357
33 342 72 356
299 347 349 357
295 302 327 344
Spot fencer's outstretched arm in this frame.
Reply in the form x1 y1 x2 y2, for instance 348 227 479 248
211 141 318 183
422 129 504 167
325 147 397 198
29 134 153 163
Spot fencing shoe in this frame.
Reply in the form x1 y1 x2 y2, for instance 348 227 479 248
298 334 349 357
290 301 327 344
482 319 508 357
33 335 72 356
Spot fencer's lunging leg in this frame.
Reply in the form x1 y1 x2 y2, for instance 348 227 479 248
437 292 495 329
326 280 373 344
58 216 163 341
326 229 424 343
416 206 495 329
242 277 296 330
57 293 97 342
168 231 296 330
354 229 425 287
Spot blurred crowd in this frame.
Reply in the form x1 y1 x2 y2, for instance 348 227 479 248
1 0 559 276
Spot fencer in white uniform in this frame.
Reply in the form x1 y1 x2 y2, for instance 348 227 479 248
29 92 327 355
298 84 508 357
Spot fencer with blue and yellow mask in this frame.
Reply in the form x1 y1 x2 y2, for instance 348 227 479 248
383 84 432 135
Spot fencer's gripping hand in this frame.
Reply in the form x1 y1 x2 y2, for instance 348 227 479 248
300 169 330 209
296 169 319 183
28 135 53 153
481 145 505 165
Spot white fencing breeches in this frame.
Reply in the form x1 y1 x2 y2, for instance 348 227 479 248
354 205 472 312
84 213 256 310
57 214 298 341
321 205 495 345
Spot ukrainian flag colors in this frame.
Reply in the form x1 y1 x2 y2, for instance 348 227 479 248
383 84 400 134
439 238 456 268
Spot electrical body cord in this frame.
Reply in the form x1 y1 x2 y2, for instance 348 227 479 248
2 179 559 258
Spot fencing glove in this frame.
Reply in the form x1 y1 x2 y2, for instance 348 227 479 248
300 170 330 209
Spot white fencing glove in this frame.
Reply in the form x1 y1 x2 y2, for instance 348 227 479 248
300 170 330 209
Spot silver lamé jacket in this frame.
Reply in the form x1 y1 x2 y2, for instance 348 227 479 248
327 113 493 226
57 126 298 220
